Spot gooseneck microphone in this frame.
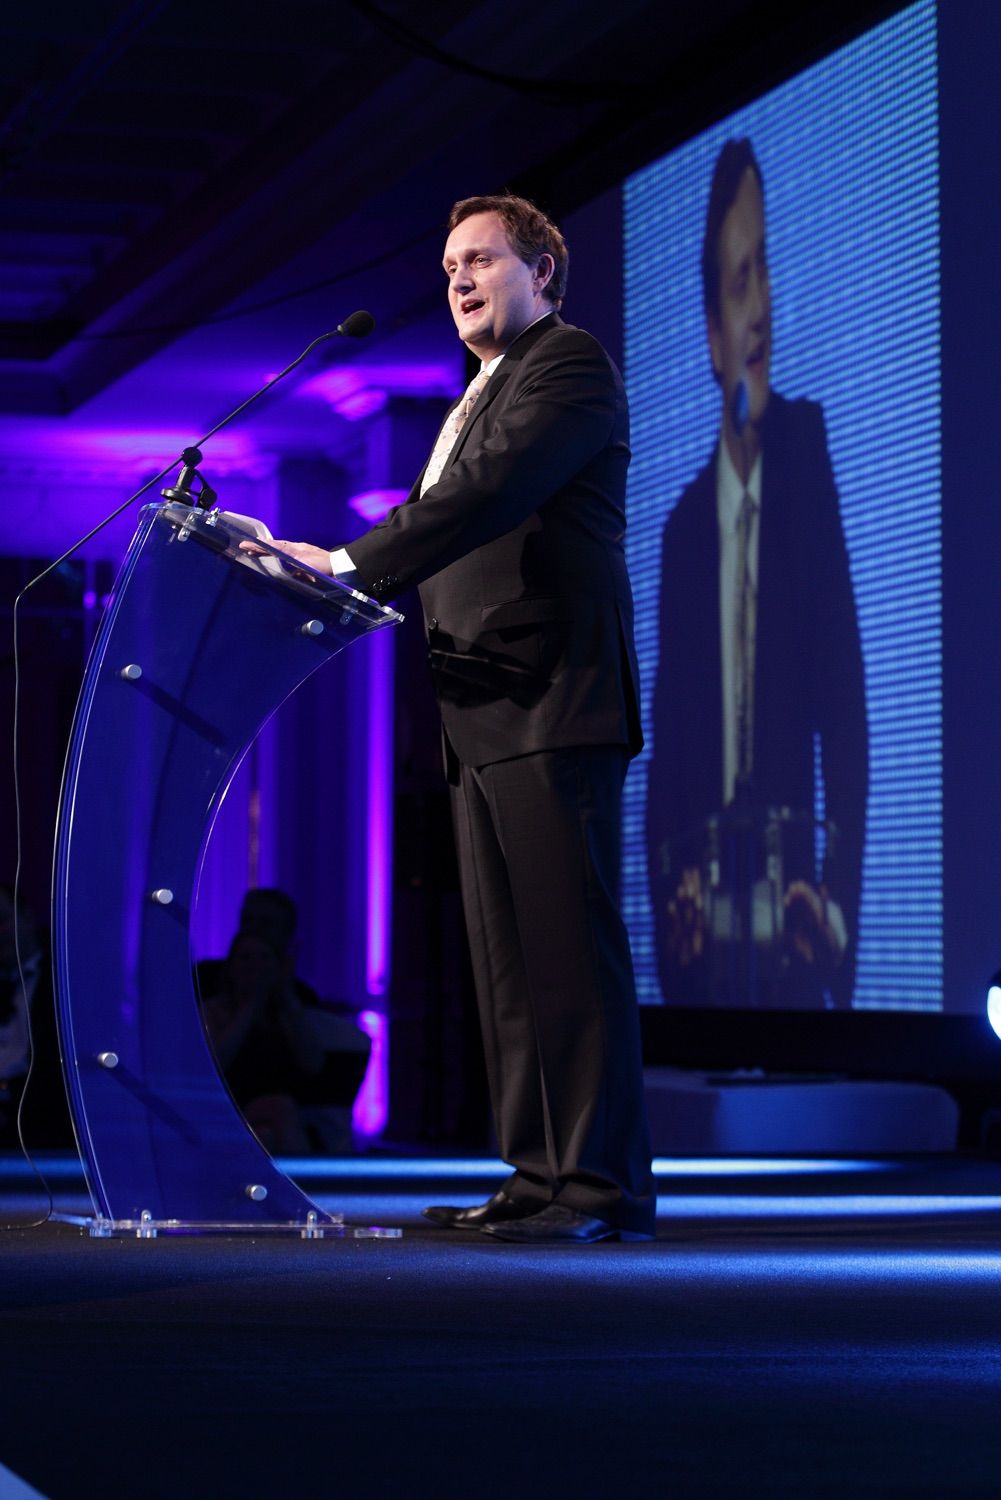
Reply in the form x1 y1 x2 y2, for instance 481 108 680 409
20 312 377 588
337 309 375 339
730 377 750 439
163 310 376 507
730 377 753 486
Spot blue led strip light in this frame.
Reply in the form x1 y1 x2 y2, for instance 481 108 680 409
622 0 941 1009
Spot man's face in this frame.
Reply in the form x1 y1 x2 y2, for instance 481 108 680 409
240 891 294 955
708 166 771 459
443 211 552 362
228 933 283 993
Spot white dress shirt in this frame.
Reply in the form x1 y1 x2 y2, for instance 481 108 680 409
717 438 762 807
328 317 549 579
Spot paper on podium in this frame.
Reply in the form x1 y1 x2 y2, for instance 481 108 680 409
218 511 287 579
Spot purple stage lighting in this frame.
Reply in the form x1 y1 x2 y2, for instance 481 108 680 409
348 488 409 523
353 1009 388 1138
352 621 396 1139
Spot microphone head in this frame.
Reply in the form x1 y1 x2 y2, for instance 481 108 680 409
337 310 375 339
730 378 749 438
732 378 747 438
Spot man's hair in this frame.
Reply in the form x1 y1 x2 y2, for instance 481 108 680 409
700 138 765 320
448 194 568 308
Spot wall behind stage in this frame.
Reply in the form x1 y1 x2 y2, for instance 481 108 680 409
620 0 942 1011
940 2 1001 1017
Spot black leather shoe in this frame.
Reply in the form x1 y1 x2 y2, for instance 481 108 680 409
422 1189 541 1230
481 1203 655 1244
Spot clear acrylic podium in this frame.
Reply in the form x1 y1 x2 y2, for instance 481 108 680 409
52 502 403 1238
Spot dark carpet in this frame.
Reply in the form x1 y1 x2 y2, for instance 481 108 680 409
1 1155 1001 1497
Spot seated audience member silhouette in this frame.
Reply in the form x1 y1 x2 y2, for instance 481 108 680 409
197 889 370 1152
197 888 320 1006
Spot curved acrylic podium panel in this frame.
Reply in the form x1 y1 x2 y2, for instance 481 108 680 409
52 502 402 1234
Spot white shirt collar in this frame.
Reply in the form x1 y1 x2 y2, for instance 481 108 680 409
716 434 762 532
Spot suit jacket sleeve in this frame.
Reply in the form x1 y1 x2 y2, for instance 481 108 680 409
345 328 619 599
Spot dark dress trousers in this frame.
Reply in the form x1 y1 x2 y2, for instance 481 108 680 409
348 312 655 1232
646 392 868 1008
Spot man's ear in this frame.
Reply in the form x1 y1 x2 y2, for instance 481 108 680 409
534 253 555 294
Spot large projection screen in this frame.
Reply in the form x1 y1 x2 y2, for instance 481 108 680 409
621 0 940 1012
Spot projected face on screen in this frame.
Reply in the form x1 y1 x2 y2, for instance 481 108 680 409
705 157 772 474
621 0 942 1015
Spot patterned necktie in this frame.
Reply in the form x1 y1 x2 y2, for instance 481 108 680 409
735 488 758 786
420 368 490 495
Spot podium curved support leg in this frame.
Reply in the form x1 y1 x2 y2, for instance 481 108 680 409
52 504 403 1234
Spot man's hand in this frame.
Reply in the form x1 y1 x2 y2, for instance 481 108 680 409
239 539 334 575
667 864 705 968
783 881 847 970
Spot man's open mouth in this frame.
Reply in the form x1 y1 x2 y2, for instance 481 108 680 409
461 298 485 314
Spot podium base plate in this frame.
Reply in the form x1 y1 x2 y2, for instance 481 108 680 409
50 1211 402 1241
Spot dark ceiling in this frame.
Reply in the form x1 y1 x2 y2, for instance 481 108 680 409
0 0 900 422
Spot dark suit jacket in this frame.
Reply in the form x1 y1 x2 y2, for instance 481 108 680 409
646 392 868 1006
347 313 642 770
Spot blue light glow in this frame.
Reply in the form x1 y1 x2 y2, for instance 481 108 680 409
652 1194 1001 1220
987 984 1001 1041
270 1155 896 1180
651 1158 895 1177
274 1155 510 1180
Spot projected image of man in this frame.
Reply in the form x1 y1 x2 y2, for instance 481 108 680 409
646 137 868 1009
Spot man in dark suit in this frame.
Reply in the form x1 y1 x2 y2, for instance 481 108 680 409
646 139 867 1010
260 195 654 1242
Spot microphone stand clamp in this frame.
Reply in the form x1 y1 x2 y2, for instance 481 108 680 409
161 446 218 511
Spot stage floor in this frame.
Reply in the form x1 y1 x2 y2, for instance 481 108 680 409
1 1153 1000 1497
